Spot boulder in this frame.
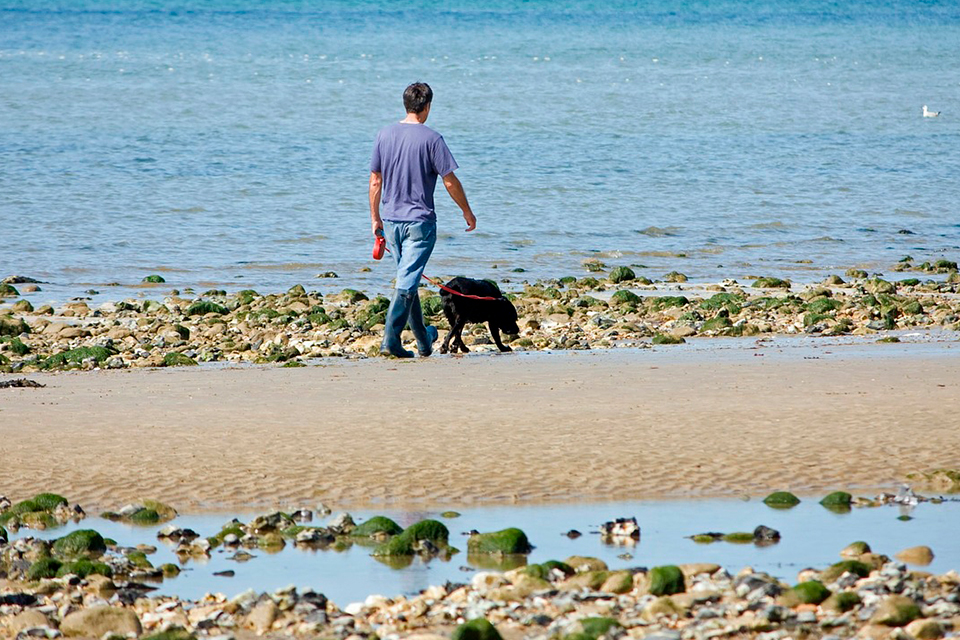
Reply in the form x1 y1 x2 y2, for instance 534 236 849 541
61 606 141 638
895 545 934 566
467 528 533 554
8 609 53 634
648 565 685 596
451 618 503 640
871 595 921 626
245 598 279 634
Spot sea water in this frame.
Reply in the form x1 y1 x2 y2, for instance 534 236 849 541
9 498 960 605
2 1 959 305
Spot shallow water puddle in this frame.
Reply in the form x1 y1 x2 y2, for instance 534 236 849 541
9 497 958 606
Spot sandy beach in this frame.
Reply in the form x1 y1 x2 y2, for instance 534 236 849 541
2 341 958 513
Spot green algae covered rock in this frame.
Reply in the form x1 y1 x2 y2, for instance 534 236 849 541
31 493 68 510
185 301 228 316
649 295 689 311
652 333 685 345
820 491 853 507
781 580 830 606
162 352 198 367
0 284 20 297
701 316 733 332
521 560 575 581
26 557 62 580
339 288 369 304
352 516 403 537
372 519 451 556
142 275 166 283
451 618 503 640
40 346 115 369
608 266 636 283
610 289 641 305
763 491 801 508
823 591 862 613
871 595 922 626
129 509 162 524
821 559 872 582
56 558 113 578
0 315 29 336
467 528 533 555
53 529 106 557
568 617 622 640
648 564 685 596
721 532 755 544
753 277 791 289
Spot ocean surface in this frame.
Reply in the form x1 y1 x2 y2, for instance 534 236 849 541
2 1 959 304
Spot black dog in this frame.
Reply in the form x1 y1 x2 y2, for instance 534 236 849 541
439 277 520 354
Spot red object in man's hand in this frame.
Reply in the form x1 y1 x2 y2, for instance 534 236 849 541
373 234 386 260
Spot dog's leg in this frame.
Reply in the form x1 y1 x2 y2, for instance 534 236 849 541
442 317 465 354
489 322 513 352
453 321 470 353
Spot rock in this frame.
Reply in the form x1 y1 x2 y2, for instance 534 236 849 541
895 545 934 565
821 560 871 582
820 491 852 507
600 570 634 594
905 619 946 639
351 516 403 537
753 277 791 289
142 275 166 283
609 266 636 283
600 517 640 540
52 529 106 557
822 591 861 613
643 596 685 621
841 541 871 558
163 352 198 367
468 528 533 554
779 581 830 606
245 598 279 634
871 595 922 626
373 519 450 556
328 512 356 534
753 525 780 542
565 555 608 573
8 610 53 634
451 618 503 640
648 565 686 596
763 491 800 507
61 606 142 638
678 562 721 578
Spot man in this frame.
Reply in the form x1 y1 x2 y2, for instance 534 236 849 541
369 82 477 358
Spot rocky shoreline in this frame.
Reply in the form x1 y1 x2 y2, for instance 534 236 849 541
3 490 960 639
2 259 960 372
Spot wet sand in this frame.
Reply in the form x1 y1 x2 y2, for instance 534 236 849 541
1 340 958 513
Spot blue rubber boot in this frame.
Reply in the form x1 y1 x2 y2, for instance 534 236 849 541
380 291 415 358
407 291 438 357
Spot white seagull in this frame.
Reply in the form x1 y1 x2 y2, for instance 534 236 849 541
922 105 941 118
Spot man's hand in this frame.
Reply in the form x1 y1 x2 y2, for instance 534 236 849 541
372 218 383 238
443 172 477 232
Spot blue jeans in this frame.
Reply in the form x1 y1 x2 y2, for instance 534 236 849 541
383 219 436 293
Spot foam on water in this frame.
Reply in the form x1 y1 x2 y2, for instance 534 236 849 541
1 1 959 303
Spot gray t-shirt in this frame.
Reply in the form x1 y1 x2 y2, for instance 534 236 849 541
370 122 459 222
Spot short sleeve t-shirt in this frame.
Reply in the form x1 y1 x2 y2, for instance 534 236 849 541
370 122 459 222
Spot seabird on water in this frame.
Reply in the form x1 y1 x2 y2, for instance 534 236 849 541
922 105 941 118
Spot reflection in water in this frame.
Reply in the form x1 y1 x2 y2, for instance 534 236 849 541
7 498 959 605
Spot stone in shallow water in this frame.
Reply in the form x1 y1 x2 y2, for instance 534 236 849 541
895 545 934 566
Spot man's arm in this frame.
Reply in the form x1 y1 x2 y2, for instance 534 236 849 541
442 172 477 232
369 171 383 237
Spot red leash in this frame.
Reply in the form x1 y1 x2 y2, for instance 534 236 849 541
374 234 501 301
420 274 502 301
